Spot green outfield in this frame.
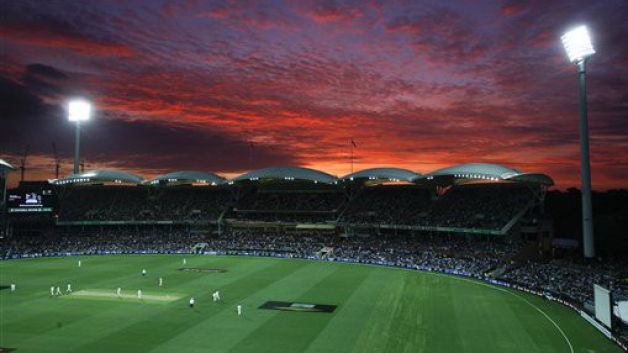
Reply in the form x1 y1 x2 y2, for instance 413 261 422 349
0 255 622 353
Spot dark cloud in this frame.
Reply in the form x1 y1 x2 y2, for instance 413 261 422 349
22 64 71 98
0 72 299 174
25 64 69 80
0 2 134 57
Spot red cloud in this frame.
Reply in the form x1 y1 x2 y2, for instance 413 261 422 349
501 4 526 17
0 24 134 57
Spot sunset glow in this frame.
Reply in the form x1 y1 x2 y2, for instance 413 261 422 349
1 0 627 189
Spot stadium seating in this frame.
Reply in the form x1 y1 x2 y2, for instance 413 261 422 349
55 184 533 231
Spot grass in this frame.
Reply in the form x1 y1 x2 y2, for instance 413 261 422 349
0 255 622 353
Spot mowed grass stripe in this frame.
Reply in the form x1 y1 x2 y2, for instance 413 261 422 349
303 266 393 353
144 260 338 353
383 270 429 353
422 274 464 352
349 266 411 353
225 262 369 353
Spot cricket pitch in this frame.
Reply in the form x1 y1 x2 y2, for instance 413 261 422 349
66 289 183 303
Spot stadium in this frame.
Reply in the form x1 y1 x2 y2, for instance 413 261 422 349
2 1 628 352
1 161 627 352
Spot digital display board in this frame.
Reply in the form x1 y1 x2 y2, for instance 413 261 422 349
7 184 58 213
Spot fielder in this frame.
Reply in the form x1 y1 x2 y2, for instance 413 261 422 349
189 297 195 308
159 277 163 287
10 283 15 293
66 283 72 294
138 289 143 300
50 286 55 296
117 287 122 297
237 304 242 316
142 269 147 277
55 286 62 296
78 260 82 268
183 258 187 265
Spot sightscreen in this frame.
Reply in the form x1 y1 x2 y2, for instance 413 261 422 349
594 284 612 329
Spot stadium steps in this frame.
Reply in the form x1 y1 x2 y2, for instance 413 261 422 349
217 202 235 224
499 199 535 235
335 189 366 222
490 262 519 278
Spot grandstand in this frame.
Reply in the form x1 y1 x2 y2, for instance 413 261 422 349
40 163 552 234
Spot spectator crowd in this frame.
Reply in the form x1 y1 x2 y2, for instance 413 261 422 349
2 227 625 308
55 184 533 231
342 184 532 230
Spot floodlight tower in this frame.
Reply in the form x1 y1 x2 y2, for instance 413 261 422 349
68 100 92 175
561 25 596 258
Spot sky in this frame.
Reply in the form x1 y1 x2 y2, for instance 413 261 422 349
1 0 627 190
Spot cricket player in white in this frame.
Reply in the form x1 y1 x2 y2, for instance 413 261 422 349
189 297 195 308
117 287 122 297
78 260 82 267
212 292 217 302
216 290 220 301
237 305 242 316
138 289 142 300
55 286 62 296
159 277 163 287
10 283 16 292
183 258 187 265
66 284 72 294
50 286 55 296
142 269 147 277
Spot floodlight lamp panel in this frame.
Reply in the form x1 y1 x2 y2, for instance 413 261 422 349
561 25 595 63
69 100 92 121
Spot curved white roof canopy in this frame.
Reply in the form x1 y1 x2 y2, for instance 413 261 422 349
340 167 420 183
146 170 225 185
54 169 144 185
413 163 554 186
230 166 337 184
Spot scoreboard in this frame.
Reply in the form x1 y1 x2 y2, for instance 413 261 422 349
7 183 58 213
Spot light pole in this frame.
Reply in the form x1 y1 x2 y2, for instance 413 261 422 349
561 25 596 258
68 100 92 175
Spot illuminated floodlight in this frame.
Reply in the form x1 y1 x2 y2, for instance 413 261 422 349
560 25 596 258
68 99 92 174
68 100 92 122
561 26 595 63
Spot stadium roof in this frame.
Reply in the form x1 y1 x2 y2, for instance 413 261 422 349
413 163 554 186
230 166 337 184
53 169 144 185
146 171 225 185
340 168 420 182
0 159 15 173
